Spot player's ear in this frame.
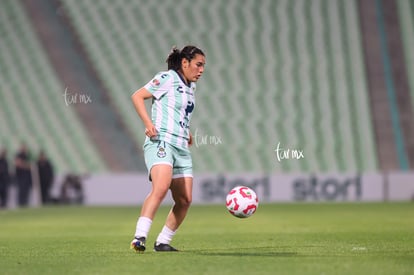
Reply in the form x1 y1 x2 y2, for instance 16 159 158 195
181 58 189 70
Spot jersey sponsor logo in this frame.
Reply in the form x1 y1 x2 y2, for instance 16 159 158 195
185 101 194 116
179 121 190 129
180 101 194 129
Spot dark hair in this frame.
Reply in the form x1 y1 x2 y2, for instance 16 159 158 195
166 45 205 71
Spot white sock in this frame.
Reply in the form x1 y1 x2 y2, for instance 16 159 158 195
156 225 176 245
134 217 152 239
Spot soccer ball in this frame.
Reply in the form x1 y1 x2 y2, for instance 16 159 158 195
226 186 259 218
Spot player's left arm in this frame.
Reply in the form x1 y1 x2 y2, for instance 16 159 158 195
188 131 193 147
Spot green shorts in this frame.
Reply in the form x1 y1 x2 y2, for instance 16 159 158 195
143 140 193 181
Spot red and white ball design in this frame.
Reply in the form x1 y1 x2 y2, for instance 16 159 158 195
226 186 259 218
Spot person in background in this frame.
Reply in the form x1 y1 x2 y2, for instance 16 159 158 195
0 148 10 209
37 150 54 205
15 143 32 207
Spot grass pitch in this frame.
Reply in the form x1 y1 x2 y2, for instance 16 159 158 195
0 203 413 275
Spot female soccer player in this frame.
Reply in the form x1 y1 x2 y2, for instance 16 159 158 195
130 45 205 252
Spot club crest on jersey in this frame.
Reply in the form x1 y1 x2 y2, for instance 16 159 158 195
157 147 166 158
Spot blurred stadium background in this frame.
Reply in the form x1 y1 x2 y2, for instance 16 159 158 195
1 0 414 205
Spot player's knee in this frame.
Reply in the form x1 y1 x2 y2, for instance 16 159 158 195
175 195 192 209
149 189 169 203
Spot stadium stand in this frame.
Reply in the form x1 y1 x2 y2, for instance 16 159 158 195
0 0 107 173
398 0 414 120
21 0 147 172
60 0 378 172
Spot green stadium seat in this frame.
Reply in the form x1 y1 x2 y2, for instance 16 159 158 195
398 0 414 118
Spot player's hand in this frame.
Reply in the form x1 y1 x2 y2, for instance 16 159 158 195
145 124 158 138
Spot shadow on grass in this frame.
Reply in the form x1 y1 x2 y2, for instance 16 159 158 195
184 247 297 257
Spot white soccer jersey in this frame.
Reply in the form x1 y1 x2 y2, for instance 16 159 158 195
143 70 196 149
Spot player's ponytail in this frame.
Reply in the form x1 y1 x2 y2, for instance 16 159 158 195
166 45 205 71
166 46 182 71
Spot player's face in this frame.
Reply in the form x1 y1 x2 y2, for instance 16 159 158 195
182 54 205 83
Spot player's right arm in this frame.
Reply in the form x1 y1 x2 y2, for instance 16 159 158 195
131 88 158 138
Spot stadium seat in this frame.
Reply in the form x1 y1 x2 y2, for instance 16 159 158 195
398 0 414 118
